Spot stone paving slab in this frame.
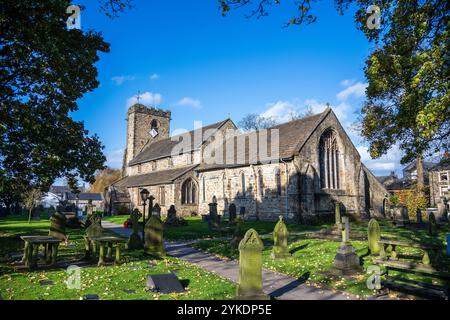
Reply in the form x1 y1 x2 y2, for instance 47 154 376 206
102 220 358 300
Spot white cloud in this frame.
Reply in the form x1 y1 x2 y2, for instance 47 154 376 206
175 97 202 109
357 145 403 175
150 73 160 81
336 82 367 101
111 75 135 85
340 79 355 87
106 149 124 169
126 92 162 108
261 101 297 123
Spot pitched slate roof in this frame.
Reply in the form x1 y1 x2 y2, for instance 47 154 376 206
128 119 232 166
196 109 328 171
110 186 131 203
66 193 103 201
113 165 198 188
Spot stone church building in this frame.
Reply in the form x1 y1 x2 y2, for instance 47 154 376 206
106 103 388 223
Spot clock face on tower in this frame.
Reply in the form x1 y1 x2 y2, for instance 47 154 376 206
150 128 158 138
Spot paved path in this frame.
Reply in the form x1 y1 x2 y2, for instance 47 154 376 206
102 220 358 300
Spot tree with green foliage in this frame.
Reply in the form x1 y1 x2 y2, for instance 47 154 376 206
0 0 132 212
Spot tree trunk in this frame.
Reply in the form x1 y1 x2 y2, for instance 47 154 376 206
28 208 33 223
416 154 425 193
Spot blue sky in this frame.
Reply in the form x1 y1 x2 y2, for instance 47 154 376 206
71 0 402 178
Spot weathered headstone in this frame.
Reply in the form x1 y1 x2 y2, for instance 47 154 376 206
332 216 362 275
368 218 381 255
208 201 219 230
228 203 237 224
428 211 438 236
127 209 143 250
48 212 67 241
335 201 342 229
164 205 187 227
237 229 269 300
230 217 246 248
271 216 291 259
239 206 246 217
144 215 166 257
153 203 161 218
416 208 423 224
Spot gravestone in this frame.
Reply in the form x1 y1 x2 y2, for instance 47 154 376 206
239 206 246 217
146 274 185 294
416 208 423 223
85 217 104 238
428 212 438 236
153 203 161 218
48 212 67 241
271 216 291 259
228 204 237 224
394 206 409 227
437 202 447 221
368 218 381 255
335 202 342 230
164 205 187 227
332 216 362 275
208 201 219 230
230 217 245 248
237 229 269 300
127 209 143 250
144 215 166 257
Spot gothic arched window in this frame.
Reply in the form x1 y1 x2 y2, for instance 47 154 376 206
275 168 282 196
319 130 340 189
181 178 197 204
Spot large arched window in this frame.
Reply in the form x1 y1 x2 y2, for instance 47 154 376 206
181 178 197 204
319 130 340 189
275 168 282 196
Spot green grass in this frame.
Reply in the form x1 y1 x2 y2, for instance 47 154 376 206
0 214 236 300
193 225 450 299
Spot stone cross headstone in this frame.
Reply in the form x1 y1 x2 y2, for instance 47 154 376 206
208 201 219 230
335 202 341 226
48 212 67 241
153 203 161 218
127 209 143 250
271 216 291 259
228 203 237 224
368 218 381 255
341 216 349 243
237 229 269 300
332 216 362 275
144 215 166 257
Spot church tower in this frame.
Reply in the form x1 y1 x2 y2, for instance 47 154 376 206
124 103 171 168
